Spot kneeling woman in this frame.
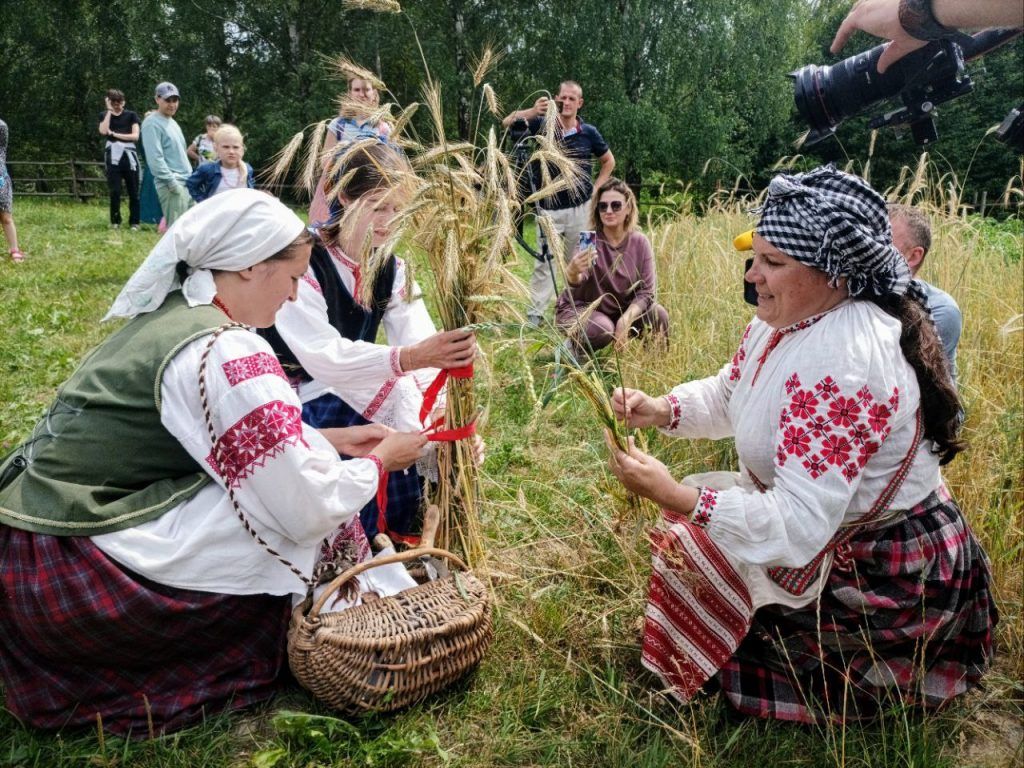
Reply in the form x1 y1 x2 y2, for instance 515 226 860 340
607 167 996 722
0 190 425 736
262 141 476 544
556 178 668 353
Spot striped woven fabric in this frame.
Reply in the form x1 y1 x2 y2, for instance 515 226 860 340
641 523 753 700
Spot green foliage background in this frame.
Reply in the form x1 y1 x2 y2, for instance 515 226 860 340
1 0 1021 200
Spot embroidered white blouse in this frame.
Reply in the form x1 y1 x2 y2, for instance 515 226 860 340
660 299 942 608
92 328 379 597
273 244 439 432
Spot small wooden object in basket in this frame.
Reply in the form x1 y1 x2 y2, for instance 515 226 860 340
287 546 493 715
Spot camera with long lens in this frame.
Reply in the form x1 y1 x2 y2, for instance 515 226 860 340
792 28 1022 148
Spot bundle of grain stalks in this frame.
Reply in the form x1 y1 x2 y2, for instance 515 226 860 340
267 6 586 564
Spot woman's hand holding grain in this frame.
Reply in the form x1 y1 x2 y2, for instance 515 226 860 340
402 330 477 371
611 387 671 429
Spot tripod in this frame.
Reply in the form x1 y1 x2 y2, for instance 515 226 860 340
509 121 561 323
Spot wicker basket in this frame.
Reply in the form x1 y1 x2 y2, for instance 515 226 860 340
287 547 493 714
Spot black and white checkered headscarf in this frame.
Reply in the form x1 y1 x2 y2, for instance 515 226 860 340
756 165 924 305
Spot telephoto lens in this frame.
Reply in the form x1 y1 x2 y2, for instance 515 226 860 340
792 29 1022 146
791 41 948 144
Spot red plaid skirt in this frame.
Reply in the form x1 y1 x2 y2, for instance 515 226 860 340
716 491 998 723
0 526 291 737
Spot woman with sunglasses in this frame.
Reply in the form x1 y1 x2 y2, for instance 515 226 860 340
556 178 669 353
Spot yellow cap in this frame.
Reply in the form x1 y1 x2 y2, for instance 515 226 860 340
733 229 754 252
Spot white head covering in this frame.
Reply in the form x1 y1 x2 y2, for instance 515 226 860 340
104 189 306 321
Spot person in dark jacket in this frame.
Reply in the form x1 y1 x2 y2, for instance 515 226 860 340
185 124 255 203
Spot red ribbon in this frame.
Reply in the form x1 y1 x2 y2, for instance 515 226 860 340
374 471 420 547
422 416 477 442
418 363 474 425
418 362 477 441
374 362 477 547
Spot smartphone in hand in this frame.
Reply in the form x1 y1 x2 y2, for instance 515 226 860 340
578 230 597 265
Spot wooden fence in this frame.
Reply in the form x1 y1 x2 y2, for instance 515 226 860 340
6 159 309 202
6 159 109 200
6 159 1018 216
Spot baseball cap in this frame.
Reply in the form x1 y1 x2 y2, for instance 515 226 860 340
155 82 180 99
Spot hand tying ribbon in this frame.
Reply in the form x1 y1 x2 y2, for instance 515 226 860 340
418 363 477 441
374 360 478 547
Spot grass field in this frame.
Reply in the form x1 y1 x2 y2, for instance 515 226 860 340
0 197 1021 767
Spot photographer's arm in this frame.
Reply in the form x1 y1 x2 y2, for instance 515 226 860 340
832 0 1024 73
933 0 1023 28
502 96 548 128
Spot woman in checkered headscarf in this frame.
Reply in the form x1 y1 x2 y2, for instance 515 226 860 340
604 165 995 723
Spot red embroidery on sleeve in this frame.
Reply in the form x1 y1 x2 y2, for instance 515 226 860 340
692 487 718 527
221 352 288 387
362 378 398 420
664 394 682 431
206 401 308 487
728 324 752 382
776 373 896 485
390 347 404 377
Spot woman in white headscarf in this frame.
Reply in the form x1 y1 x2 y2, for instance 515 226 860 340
0 189 426 737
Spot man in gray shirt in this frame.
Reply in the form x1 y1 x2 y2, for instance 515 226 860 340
888 203 962 384
141 82 192 226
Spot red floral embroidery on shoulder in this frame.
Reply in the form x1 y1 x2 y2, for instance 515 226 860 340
827 395 860 427
728 324 752 382
781 424 811 457
777 374 898 485
867 403 891 433
692 487 718 527
221 352 287 387
301 272 323 295
206 400 308 488
789 389 819 421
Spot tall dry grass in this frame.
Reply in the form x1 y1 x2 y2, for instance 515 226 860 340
483 179 1020 763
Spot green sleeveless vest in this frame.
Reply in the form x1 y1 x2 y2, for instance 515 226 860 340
0 292 233 536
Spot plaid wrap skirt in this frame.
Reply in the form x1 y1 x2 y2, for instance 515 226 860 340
303 393 423 540
0 526 291 736
716 490 998 723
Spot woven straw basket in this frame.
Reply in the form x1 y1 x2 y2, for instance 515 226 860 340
287 547 493 714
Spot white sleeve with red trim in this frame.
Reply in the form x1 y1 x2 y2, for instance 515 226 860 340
91 328 379 597
687 303 938 570
273 271 406 410
658 321 761 439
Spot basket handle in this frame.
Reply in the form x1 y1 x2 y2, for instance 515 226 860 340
308 546 469 619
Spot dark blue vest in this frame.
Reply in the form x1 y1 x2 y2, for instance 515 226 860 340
259 239 397 383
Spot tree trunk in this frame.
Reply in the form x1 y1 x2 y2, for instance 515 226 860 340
450 0 471 140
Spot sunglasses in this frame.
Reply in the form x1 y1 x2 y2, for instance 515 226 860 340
598 200 625 212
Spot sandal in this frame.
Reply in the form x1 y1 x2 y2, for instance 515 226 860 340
10 249 24 263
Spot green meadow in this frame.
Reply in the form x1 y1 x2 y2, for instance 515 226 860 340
0 196 1020 767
